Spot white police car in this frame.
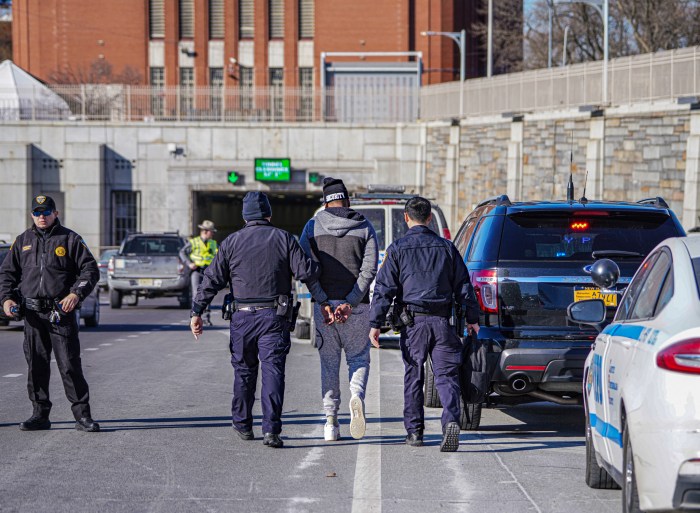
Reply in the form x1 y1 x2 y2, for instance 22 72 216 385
569 236 700 512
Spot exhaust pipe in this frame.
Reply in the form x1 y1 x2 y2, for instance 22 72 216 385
509 374 530 392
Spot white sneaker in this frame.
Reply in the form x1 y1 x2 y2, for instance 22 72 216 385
349 395 366 440
324 418 340 441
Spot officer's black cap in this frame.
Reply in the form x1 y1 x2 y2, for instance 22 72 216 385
242 191 272 221
31 195 57 212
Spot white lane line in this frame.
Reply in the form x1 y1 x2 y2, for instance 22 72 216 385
115 338 127 342
99 343 112 347
351 349 381 513
3 374 22 378
480 434 543 513
85 348 99 351
128 335 139 338
169 322 180 326
139 331 149 335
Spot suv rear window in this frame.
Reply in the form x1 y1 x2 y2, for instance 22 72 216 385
499 212 679 261
391 208 439 241
360 208 386 250
122 237 183 255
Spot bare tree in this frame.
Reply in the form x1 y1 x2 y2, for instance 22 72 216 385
525 0 700 70
49 59 143 85
471 0 525 74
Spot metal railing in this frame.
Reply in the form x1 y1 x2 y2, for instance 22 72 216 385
0 85 419 123
420 46 700 120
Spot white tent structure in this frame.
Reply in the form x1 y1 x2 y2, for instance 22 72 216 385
0 60 71 120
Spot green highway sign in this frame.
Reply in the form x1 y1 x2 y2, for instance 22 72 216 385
255 158 291 182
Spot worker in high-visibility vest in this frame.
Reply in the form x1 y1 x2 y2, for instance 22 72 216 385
180 220 219 325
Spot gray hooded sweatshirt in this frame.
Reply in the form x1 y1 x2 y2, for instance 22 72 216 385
299 207 378 306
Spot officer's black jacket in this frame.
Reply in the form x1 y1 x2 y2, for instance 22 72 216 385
0 220 99 304
369 225 479 328
193 220 320 309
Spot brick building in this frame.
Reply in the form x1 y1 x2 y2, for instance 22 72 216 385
11 0 499 89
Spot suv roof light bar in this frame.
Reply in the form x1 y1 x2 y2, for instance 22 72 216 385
637 197 669 209
477 195 512 208
367 184 406 194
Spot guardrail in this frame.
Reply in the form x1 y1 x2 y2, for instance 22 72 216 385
420 46 700 120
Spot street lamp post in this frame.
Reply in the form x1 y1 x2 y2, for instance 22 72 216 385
421 29 466 117
553 0 609 104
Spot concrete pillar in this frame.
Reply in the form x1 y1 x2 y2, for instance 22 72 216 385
507 120 523 200
586 117 605 200
682 111 700 230
444 125 461 230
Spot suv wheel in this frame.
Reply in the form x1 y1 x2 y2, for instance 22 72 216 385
585 411 619 489
460 401 482 430
622 421 641 512
423 356 442 408
110 289 122 309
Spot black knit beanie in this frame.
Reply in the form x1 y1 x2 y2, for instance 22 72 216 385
322 177 349 204
242 191 272 221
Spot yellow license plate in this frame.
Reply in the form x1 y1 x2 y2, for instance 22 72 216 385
137 279 153 286
574 289 618 307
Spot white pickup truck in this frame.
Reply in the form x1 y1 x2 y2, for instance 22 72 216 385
107 232 190 309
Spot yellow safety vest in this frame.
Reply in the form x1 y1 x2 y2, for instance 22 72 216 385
189 237 218 267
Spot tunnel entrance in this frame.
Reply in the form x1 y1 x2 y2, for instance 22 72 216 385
191 191 322 242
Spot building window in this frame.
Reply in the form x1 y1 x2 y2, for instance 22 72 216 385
150 67 165 116
269 0 284 39
270 68 284 120
299 67 313 120
299 0 314 39
210 68 224 112
179 0 194 39
239 66 253 111
209 0 224 38
112 191 141 246
149 0 165 38
180 67 194 115
239 0 254 38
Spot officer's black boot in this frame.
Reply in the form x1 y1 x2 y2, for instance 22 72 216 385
263 433 284 448
75 417 100 432
405 430 424 447
233 426 254 440
440 422 460 452
19 415 51 431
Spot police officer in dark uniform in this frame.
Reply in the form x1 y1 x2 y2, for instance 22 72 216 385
368 196 479 452
189 192 319 448
0 195 101 432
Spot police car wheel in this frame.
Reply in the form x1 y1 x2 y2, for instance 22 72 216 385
423 356 442 408
585 411 619 489
459 401 482 430
84 303 100 328
622 421 642 513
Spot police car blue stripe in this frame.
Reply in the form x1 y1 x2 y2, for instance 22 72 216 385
590 413 623 447
601 324 645 339
297 293 312 299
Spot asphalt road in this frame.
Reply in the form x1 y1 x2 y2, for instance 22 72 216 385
0 297 622 513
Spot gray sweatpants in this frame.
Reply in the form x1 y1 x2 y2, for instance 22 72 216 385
314 301 371 417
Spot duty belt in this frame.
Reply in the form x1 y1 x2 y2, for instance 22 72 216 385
234 300 277 311
408 305 451 318
24 298 55 312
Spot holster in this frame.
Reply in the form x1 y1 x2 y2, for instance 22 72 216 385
276 294 290 317
222 293 234 320
289 301 301 331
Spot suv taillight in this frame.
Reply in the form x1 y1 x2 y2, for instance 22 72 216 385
473 269 498 313
657 339 700 374
442 227 452 240
107 258 114 275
